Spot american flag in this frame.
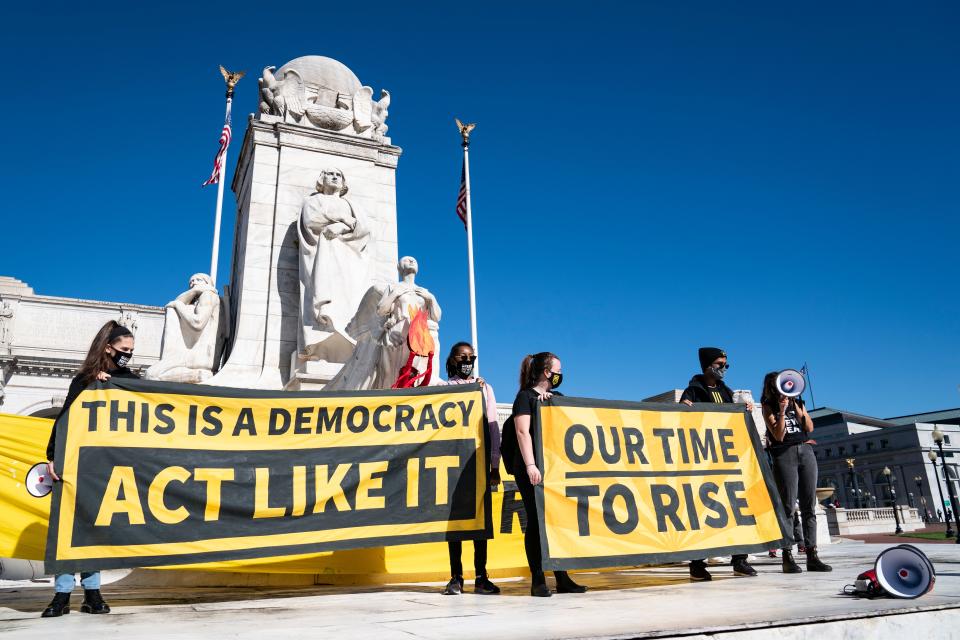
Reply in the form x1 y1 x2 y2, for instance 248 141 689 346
202 102 232 187
455 162 467 227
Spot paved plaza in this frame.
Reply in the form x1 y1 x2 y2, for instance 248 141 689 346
2 541 958 639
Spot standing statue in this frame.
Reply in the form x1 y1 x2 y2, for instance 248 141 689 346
325 256 441 391
146 274 224 383
298 168 373 361
0 301 14 346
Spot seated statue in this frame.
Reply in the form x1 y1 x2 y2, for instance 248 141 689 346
146 273 224 383
325 256 441 391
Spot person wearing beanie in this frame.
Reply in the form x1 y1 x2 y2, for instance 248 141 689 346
679 346 758 581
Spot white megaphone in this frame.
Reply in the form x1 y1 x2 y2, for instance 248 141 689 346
851 544 936 599
25 462 55 498
775 369 806 398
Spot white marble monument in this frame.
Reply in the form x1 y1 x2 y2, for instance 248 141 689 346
207 55 402 390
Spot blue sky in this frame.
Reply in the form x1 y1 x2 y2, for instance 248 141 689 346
1 2 957 418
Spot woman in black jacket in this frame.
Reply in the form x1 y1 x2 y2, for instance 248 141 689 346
42 320 138 618
502 351 587 597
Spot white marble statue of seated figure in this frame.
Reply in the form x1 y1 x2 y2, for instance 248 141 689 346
146 273 223 383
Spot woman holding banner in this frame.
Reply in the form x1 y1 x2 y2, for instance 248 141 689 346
436 342 502 595
760 372 831 574
502 352 587 597
42 320 139 618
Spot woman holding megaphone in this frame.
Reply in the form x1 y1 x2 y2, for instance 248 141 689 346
760 371 832 574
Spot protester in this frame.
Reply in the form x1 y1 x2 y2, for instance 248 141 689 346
501 352 587 597
42 321 138 618
760 371 832 573
435 342 501 595
680 347 758 580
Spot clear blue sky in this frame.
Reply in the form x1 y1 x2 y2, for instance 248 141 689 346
2 2 957 418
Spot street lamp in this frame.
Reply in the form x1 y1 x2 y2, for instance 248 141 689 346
884 466 903 535
932 428 960 543
846 458 861 509
914 475 924 520
930 450 953 536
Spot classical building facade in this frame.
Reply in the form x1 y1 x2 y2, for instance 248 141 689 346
810 407 960 520
0 276 164 417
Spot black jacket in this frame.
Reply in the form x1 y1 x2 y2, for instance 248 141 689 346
679 374 735 404
46 368 139 460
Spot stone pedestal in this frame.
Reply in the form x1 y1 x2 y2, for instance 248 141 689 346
207 118 401 390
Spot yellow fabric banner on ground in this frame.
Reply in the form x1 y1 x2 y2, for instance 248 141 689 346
537 398 787 570
0 413 52 560
45 379 491 573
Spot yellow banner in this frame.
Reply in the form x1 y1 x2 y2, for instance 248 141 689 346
46 379 492 573
538 399 786 570
0 413 52 560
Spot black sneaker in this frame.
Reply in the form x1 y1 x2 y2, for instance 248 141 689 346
441 575 464 595
732 559 758 577
474 576 500 594
530 582 552 597
689 561 712 581
41 593 70 618
80 589 110 614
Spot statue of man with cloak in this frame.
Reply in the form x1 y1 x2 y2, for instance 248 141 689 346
297 168 372 361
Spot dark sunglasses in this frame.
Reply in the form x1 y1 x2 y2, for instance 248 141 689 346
455 355 477 363
713 363 730 370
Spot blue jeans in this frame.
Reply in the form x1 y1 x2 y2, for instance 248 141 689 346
54 572 100 593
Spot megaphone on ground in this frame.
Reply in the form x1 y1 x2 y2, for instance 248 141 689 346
775 369 806 398
848 544 935 599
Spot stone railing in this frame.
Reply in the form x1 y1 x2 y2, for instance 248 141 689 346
826 506 923 536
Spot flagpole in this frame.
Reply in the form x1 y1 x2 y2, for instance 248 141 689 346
210 96 231 287
457 119 480 377
208 66 244 287
803 362 817 409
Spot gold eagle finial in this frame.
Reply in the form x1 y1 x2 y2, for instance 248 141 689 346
219 65 246 96
455 118 476 146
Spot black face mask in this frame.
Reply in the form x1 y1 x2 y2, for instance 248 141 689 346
111 350 133 368
456 362 474 379
548 371 563 389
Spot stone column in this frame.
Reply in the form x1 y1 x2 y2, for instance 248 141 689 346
207 118 400 390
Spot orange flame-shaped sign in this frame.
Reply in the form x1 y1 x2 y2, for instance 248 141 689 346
407 306 434 356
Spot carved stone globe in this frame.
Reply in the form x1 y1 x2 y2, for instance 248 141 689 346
276 56 362 130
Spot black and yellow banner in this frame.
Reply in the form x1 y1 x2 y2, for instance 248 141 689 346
536 398 787 570
46 379 491 573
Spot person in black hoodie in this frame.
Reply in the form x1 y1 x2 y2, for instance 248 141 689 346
42 320 139 618
680 346 758 581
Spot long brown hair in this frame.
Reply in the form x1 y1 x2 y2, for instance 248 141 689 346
519 352 558 389
76 321 133 385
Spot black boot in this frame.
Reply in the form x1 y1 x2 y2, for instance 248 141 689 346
41 592 70 618
806 547 833 572
80 589 110 614
474 574 500 595
441 575 464 595
732 558 758 577
530 572 551 597
782 549 802 574
554 570 587 593
689 560 712 581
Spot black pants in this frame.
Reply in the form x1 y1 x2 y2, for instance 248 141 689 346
448 539 488 577
770 443 818 548
514 467 545 578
